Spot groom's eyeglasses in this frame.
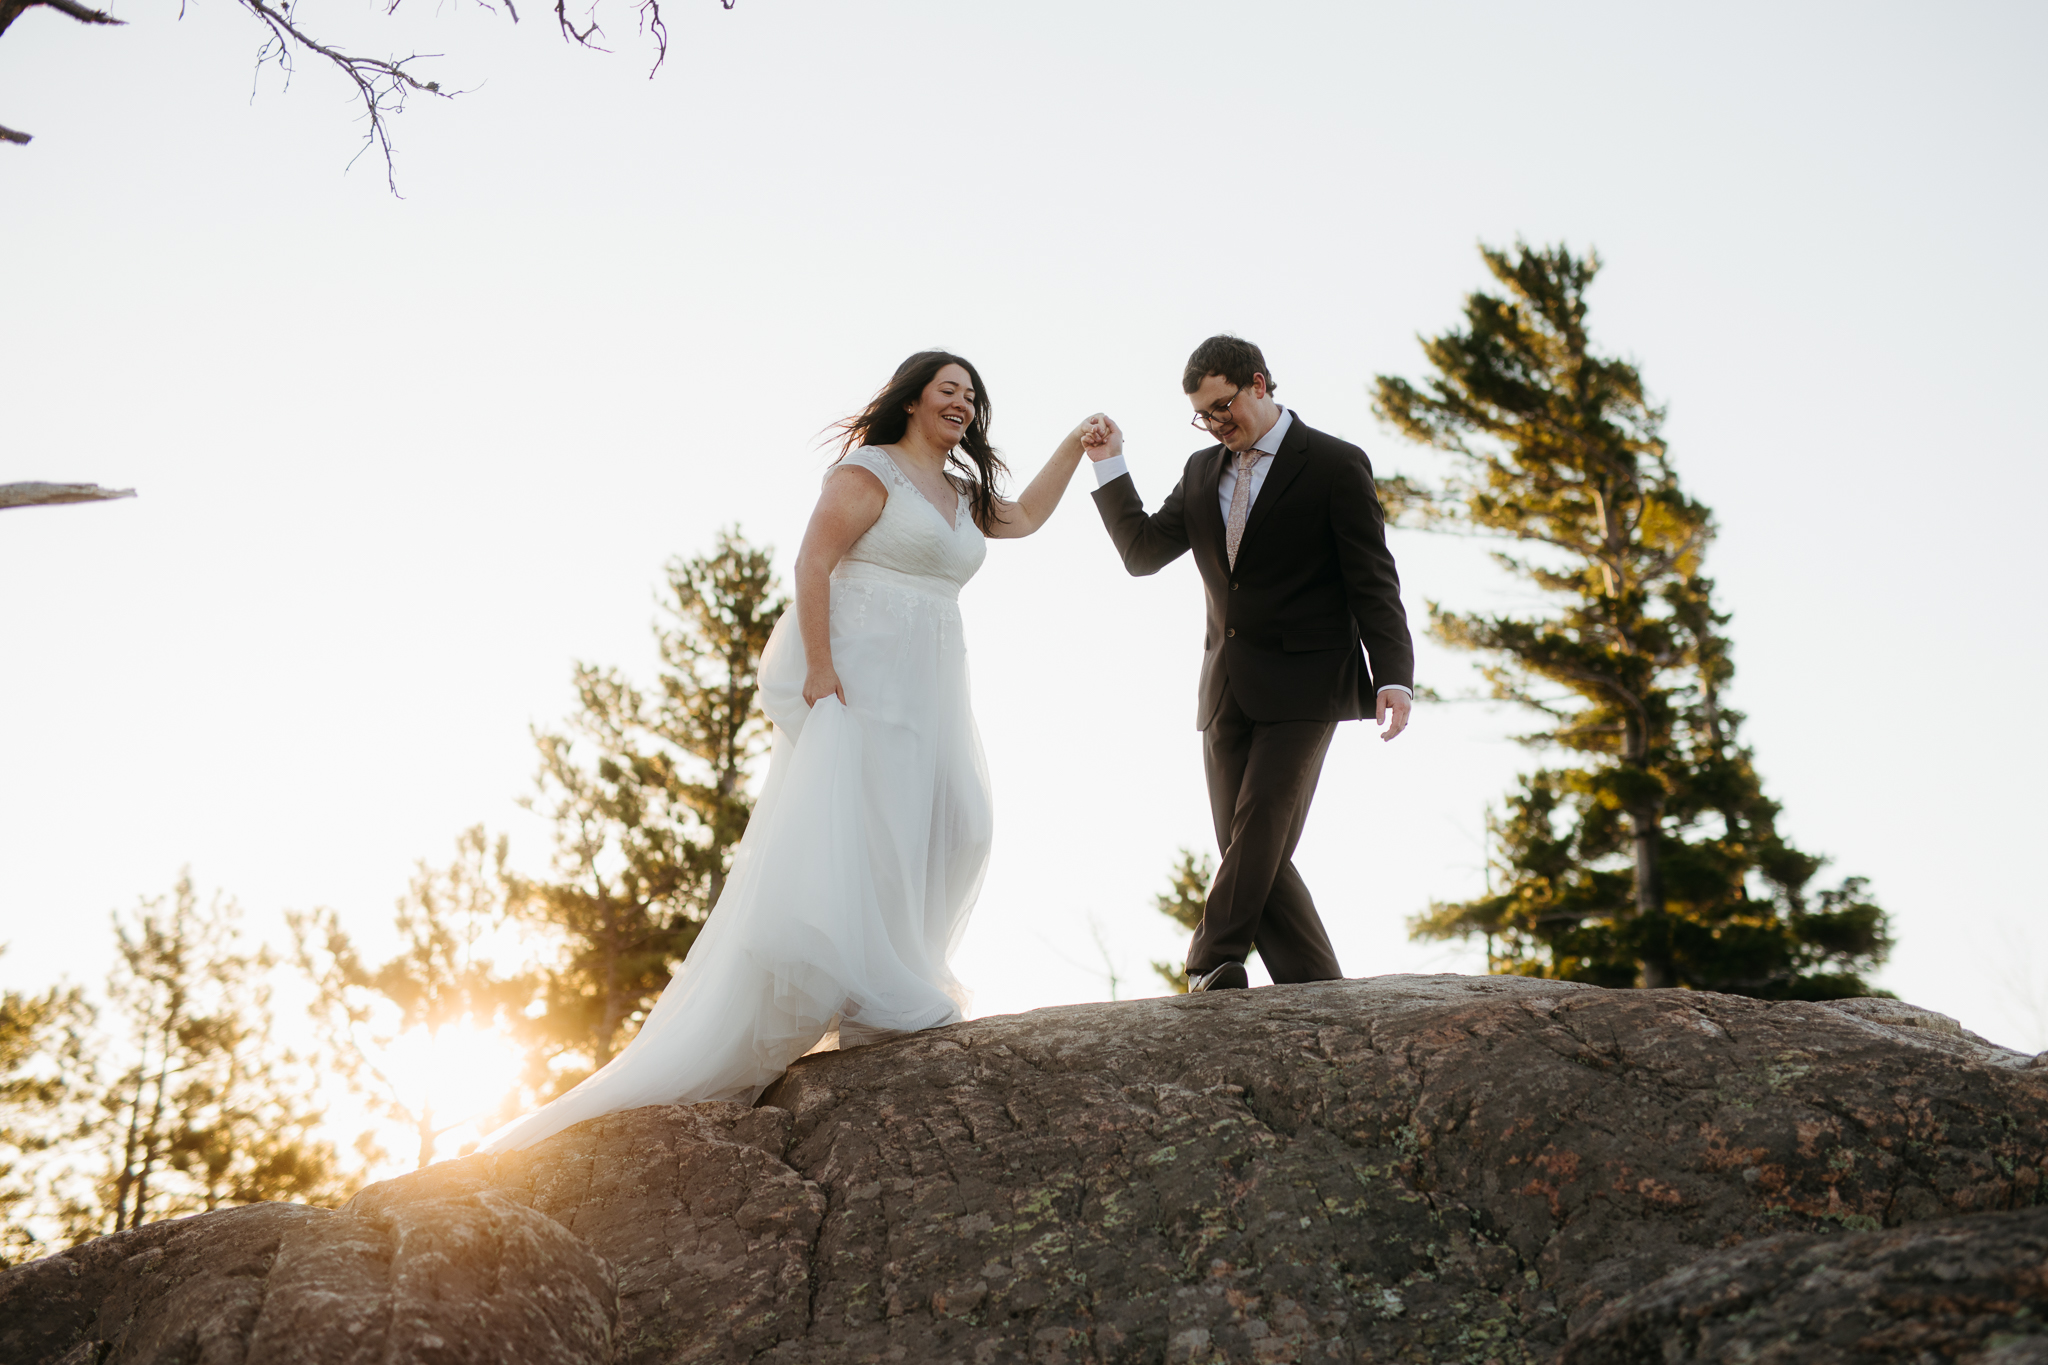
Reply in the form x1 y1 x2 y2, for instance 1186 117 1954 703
1190 387 1241 433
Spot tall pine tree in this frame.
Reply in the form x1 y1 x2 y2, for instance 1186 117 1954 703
520 527 787 1089
1374 243 1890 998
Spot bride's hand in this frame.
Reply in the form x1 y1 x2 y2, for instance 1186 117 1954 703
1081 415 1122 462
804 665 846 708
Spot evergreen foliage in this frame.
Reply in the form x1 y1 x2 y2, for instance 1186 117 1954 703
520 527 788 1090
3 879 344 1263
1150 849 1216 994
1 959 94 1262
1373 242 1891 998
99 874 341 1233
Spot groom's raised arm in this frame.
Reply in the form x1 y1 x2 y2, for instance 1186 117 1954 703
1088 452 1193 577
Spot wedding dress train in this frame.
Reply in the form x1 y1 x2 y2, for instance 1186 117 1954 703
478 447 991 1153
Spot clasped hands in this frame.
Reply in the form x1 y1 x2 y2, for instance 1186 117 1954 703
1079 414 1121 461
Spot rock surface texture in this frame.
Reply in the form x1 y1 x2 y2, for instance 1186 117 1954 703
4 975 2046 1365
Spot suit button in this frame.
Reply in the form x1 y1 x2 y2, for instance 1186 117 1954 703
1226 628 1236 638
1231 581 1239 590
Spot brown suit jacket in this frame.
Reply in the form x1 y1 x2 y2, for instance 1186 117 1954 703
1092 412 1414 729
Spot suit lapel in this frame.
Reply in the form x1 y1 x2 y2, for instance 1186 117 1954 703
1237 413 1310 560
1191 444 1229 567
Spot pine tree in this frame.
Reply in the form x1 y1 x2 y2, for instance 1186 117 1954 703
1149 849 1217 994
291 826 532 1169
101 873 342 1232
0 955 95 1264
160 983 340 1214
1374 242 1891 998
521 527 787 1088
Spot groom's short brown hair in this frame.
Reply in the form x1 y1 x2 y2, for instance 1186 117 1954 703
1183 334 1277 396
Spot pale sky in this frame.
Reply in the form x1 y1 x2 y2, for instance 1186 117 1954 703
6 1 2046 1064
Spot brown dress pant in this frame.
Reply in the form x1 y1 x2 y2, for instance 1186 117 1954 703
1188 684 1344 983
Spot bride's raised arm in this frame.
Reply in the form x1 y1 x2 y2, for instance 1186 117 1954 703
793 464 888 706
978 414 1109 540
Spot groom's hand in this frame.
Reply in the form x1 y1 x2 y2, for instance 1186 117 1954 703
1082 415 1124 462
1376 689 1411 742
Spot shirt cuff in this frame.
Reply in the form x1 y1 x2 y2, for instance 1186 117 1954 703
1376 684 1414 700
1089 453 1129 487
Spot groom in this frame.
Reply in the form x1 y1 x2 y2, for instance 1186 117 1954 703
1087 335 1414 992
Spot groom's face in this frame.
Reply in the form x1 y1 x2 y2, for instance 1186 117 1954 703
1188 372 1270 453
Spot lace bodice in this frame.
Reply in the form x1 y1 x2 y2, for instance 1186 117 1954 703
832 446 987 596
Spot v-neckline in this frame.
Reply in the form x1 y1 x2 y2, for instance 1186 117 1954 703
879 447 963 532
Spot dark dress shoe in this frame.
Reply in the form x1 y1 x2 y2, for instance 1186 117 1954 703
1188 962 1249 992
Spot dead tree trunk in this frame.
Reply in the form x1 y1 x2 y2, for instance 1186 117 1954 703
0 482 136 511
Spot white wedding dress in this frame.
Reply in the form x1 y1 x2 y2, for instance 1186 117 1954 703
479 447 991 1154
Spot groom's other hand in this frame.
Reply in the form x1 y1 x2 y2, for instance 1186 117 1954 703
1376 688 1411 741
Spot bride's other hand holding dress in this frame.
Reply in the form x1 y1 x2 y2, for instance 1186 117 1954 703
792 468 879 710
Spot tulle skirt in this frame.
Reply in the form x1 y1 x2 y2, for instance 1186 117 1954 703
477 562 992 1153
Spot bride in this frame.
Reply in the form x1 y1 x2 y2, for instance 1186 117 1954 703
479 352 1102 1153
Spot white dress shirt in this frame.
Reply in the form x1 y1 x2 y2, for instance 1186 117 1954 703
1090 408 1414 703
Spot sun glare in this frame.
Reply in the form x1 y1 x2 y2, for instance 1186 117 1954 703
379 1017 526 1153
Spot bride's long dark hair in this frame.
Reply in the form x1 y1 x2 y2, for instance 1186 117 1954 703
832 351 1007 528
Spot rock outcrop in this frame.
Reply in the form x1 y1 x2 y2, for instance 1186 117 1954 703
4 975 2045 1364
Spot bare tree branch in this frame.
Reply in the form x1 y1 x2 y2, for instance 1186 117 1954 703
645 0 727 74
0 0 124 37
2 0 739 182
554 0 602 49
33 0 123 24
232 0 452 194
640 0 666 72
1 0 127 144
0 482 138 511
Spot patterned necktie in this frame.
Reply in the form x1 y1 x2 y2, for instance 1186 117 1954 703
1225 450 1260 569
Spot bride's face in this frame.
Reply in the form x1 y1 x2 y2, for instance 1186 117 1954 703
905 364 976 451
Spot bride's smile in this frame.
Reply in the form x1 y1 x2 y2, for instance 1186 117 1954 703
903 366 977 454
